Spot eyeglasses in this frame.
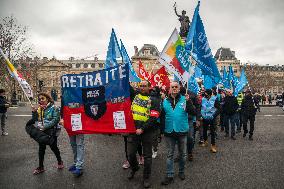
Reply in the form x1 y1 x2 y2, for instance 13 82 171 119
140 85 148 88
171 86 178 89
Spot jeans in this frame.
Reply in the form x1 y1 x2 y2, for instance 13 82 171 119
243 115 255 136
203 119 216 145
224 114 237 136
0 113 6 133
127 131 153 179
187 121 194 154
235 111 242 131
38 137 62 168
69 134 85 169
165 135 187 177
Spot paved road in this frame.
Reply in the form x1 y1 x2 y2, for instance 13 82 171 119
0 106 283 189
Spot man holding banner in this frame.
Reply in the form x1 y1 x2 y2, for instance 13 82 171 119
127 80 161 188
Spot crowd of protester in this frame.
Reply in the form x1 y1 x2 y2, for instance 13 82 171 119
1 82 261 188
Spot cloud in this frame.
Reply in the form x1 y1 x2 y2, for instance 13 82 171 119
0 0 284 65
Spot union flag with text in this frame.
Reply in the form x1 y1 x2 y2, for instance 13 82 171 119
61 64 135 135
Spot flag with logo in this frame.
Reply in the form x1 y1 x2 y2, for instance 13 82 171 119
222 66 231 89
138 60 151 80
185 1 221 80
228 65 239 87
203 74 219 90
149 66 170 90
234 68 247 96
61 64 136 135
105 28 122 69
159 28 193 86
188 75 200 94
0 48 33 100
120 40 141 82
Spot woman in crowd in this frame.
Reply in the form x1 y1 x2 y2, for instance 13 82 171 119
31 92 63 174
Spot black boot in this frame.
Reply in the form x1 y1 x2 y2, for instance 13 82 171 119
249 135 253 141
161 177 174 185
127 167 139 180
178 173 185 180
143 178 151 188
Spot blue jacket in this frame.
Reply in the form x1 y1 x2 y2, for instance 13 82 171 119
162 95 189 134
201 96 219 120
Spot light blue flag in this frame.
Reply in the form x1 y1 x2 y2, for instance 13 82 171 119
203 74 219 89
188 76 200 94
105 28 122 69
228 65 234 81
228 65 239 88
120 40 141 82
203 75 217 89
185 1 221 79
194 65 202 78
222 66 231 89
234 68 248 96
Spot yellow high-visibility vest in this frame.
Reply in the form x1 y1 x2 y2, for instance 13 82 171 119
131 94 151 122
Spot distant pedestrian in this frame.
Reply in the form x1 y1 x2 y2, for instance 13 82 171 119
268 95 272 104
222 89 239 140
241 90 258 140
0 89 10 136
236 92 244 133
261 94 266 105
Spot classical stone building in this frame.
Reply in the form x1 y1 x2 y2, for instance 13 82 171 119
214 47 241 77
242 63 284 94
36 57 107 98
6 44 283 102
131 44 160 74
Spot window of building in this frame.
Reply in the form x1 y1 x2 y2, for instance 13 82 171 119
144 50 150 56
91 64 96 68
76 63 80 68
83 63 88 68
99 63 104 68
51 71 56 77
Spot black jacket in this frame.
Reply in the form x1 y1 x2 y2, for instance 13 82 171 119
222 95 239 115
188 91 200 120
241 95 257 116
0 96 9 113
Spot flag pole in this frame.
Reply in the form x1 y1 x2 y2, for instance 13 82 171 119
0 48 34 107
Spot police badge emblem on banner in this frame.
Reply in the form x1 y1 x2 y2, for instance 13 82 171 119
61 64 135 135
82 86 107 120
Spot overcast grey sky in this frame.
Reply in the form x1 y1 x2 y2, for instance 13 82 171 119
1 0 284 65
